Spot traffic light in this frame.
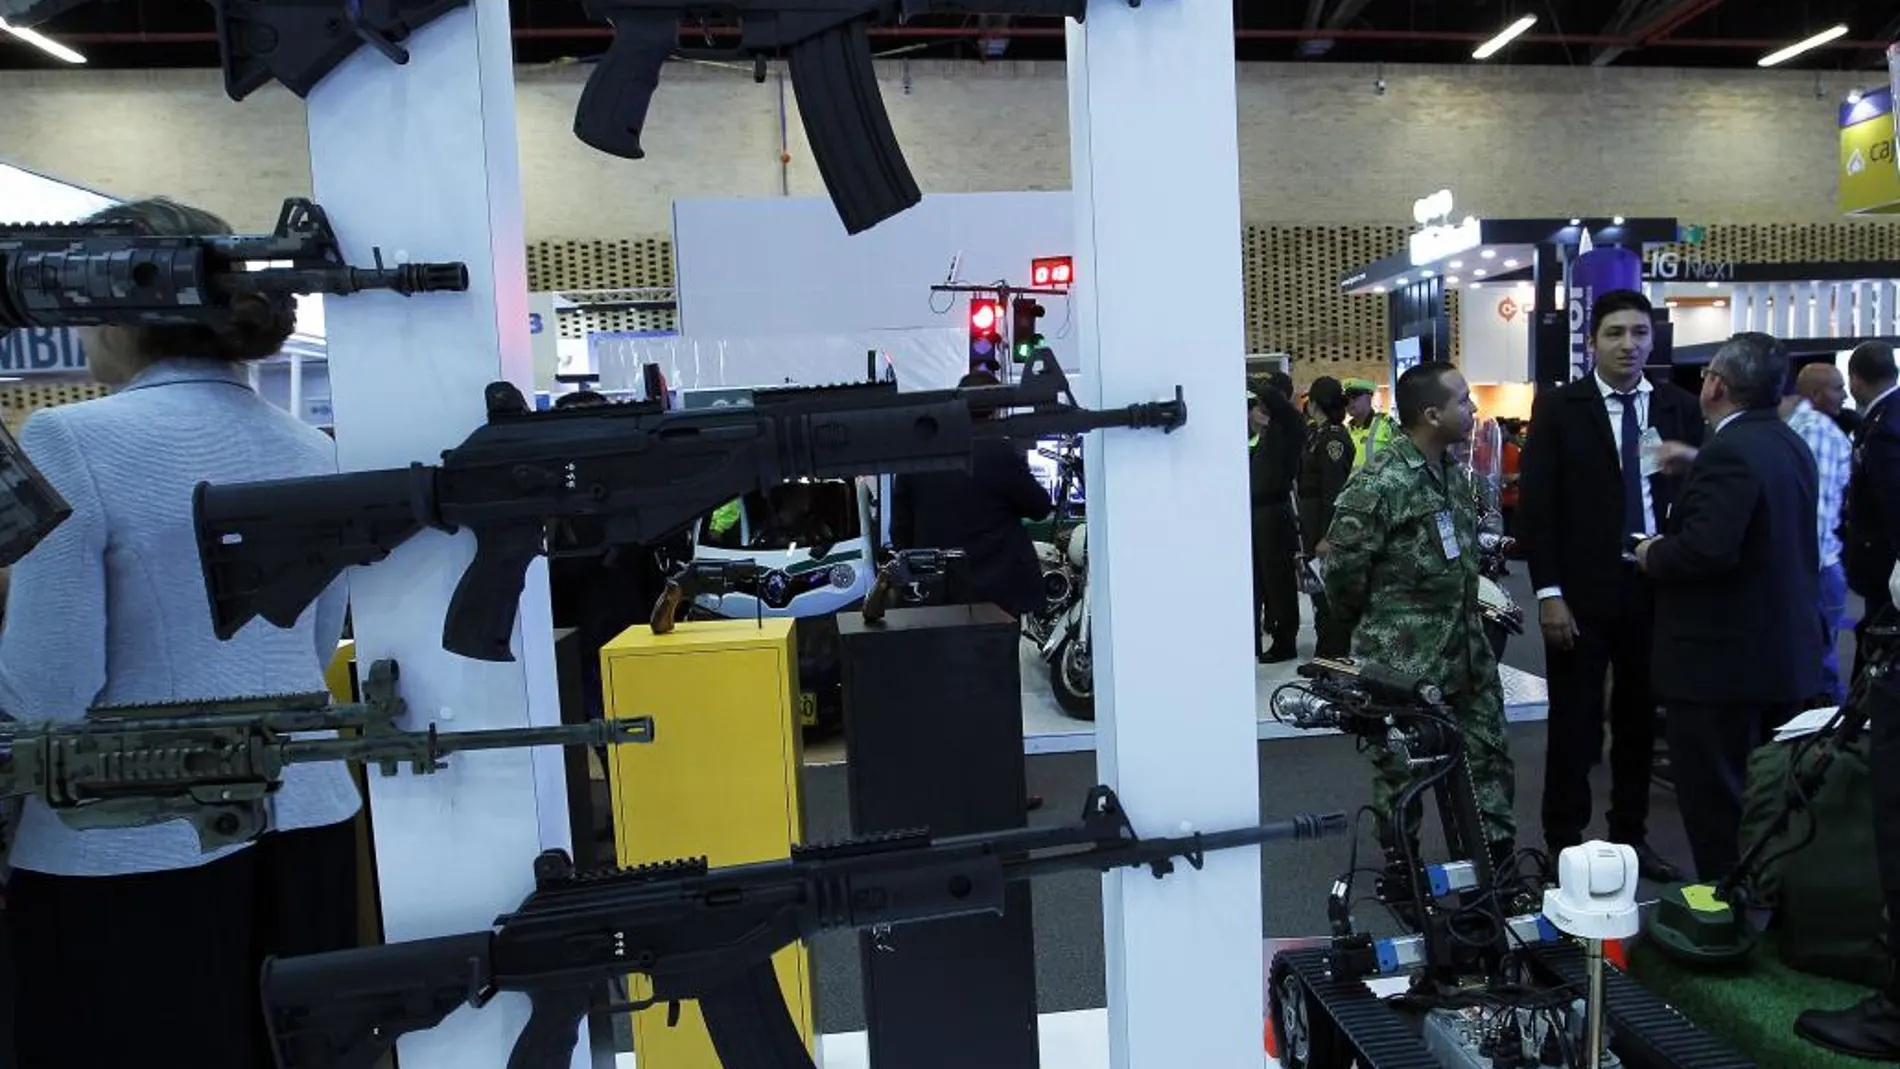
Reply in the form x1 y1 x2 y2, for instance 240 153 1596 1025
968 297 1003 372
1011 297 1046 362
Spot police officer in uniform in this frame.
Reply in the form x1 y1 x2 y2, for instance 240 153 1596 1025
1344 378 1397 471
1324 362 1516 869
1299 376 1355 658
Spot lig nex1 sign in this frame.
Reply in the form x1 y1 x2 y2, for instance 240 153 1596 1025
1407 188 1481 268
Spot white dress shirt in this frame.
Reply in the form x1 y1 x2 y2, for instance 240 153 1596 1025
1597 372 1659 538
1534 374 1657 603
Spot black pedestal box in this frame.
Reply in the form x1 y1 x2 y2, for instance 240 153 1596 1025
837 603 1039 1069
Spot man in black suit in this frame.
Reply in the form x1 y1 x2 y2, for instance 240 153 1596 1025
890 372 1054 617
1517 289 1701 882
1636 332 1825 883
1250 372 1305 663
1844 341 1900 681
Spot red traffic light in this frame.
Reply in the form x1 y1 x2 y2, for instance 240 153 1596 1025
969 298 1002 336
1031 256 1074 288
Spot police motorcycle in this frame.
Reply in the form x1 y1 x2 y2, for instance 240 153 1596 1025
1468 417 1524 662
1022 435 1094 719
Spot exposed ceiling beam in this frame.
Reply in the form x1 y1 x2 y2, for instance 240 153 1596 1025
1860 11 1900 67
1591 0 1727 66
1590 0 1667 66
1296 0 1373 57
1323 0 1375 31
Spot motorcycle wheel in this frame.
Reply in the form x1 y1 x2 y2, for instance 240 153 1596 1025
1049 636 1096 721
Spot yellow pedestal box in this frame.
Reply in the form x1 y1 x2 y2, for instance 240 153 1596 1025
325 641 387 951
600 617 815 1068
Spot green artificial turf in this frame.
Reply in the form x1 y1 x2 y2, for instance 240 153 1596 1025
1628 931 1880 1069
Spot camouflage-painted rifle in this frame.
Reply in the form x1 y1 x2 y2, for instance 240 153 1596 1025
0 659 652 851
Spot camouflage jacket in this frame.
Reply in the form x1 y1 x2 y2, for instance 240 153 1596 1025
1322 433 1495 692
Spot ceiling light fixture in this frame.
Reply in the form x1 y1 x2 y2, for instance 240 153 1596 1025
1373 286 1387 294
1445 276 1461 285
1474 269 1488 278
1569 218 1582 226
1612 215 1626 225
1758 24 1850 68
1421 270 1436 278
1504 258 1521 268
1714 299 1728 308
1473 15 1538 60
1481 249 1497 259
0 18 85 63
1394 277 1408 287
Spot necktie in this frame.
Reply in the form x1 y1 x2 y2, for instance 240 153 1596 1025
1617 392 1644 535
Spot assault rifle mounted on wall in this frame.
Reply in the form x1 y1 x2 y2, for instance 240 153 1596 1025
0 419 70 569
0 197 469 336
0 658 653 851
192 356 1185 663
259 787 1348 1069
1 0 1100 235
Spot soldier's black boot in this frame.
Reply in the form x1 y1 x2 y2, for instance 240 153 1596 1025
1796 970 1900 1062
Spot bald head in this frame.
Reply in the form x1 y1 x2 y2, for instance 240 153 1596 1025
1795 363 1847 416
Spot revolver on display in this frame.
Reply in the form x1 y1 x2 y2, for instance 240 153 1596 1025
649 558 764 634
861 547 966 624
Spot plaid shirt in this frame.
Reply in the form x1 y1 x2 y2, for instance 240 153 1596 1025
1787 399 1852 567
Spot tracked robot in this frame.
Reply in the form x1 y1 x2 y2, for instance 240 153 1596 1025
1267 659 1755 1069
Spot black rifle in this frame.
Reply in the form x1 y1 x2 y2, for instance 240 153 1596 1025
261 786 1347 1069
0 198 468 335
193 356 1184 662
0 0 472 101
575 0 1087 234
6 0 1097 235
0 419 70 568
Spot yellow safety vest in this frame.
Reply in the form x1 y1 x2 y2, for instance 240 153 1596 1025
1349 414 1395 470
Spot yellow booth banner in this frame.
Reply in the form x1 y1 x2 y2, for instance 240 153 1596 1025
1841 85 1900 216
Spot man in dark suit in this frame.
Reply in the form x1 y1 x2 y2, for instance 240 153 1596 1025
890 372 1054 618
1636 332 1825 883
1250 372 1306 663
1844 341 1900 681
1517 289 1701 882
1795 343 1900 1058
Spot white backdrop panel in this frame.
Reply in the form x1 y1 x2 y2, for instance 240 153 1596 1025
592 327 971 392
671 192 1079 369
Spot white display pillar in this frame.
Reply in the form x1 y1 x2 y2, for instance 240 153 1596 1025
303 4 581 1069
1065 6 1264 1069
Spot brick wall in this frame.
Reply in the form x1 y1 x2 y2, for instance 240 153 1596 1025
0 60 1879 239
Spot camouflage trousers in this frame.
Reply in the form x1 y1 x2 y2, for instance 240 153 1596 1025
1367 670 1517 849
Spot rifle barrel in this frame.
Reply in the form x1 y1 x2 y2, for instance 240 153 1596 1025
1006 811 1347 881
277 718 652 767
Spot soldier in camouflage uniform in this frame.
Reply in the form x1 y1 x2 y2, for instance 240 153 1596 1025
1322 363 1516 864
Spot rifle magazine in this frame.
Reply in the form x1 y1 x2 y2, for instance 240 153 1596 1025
701 958 819 1069
787 20 921 235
